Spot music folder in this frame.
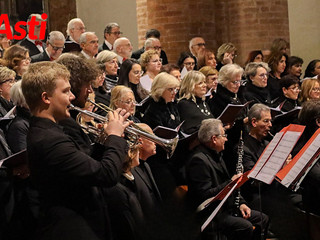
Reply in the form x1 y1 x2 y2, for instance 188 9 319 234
153 121 184 139
0 149 27 168
197 171 249 212
248 124 305 184
217 101 251 125
276 128 320 191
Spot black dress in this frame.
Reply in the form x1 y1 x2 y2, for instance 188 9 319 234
178 96 213 134
267 73 282 101
143 97 181 130
242 80 271 107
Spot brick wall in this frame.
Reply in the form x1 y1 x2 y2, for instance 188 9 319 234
136 0 289 67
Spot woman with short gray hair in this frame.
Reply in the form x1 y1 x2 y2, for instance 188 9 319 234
208 64 244 117
242 62 272 106
96 50 119 92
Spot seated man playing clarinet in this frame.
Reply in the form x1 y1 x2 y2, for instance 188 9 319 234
186 118 269 240
22 61 130 240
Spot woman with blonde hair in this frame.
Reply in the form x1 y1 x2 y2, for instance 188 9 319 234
110 85 140 122
139 49 162 91
199 66 218 98
216 42 237 70
299 78 320 103
0 66 16 117
178 70 213 134
143 72 181 129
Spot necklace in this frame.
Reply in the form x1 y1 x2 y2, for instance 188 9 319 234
195 101 211 116
123 172 134 181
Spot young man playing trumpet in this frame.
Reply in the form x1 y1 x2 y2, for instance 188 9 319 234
22 61 130 240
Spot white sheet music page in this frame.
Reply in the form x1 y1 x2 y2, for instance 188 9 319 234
248 132 283 179
140 74 152 92
281 134 320 187
255 131 301 184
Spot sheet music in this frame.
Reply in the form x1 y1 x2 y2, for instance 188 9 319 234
180 66 188 79
255 131 301 184
140 74 152 92
281 134 320 187
248 132 283 178
201 181 239 232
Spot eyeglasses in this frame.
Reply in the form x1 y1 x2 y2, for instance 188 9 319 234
193 43 206 47
21 57 31 62
150 58 162 64
106 60 118 65
230 80 241 85
312 88 320 92
216 133 227 138
152 46 162 50
184 62 195 66
49 42 64 51
230 53 237 58
110 31 123 35
88 40 99 45
120 99 137 105
258 73 269 79
288 86 300 91
74 27 86 31
132 70 144 76
0 78 16 84
167 87 179 93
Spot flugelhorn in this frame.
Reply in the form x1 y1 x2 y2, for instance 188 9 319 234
69 104 179 158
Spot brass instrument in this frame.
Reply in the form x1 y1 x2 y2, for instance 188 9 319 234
70 104 179 158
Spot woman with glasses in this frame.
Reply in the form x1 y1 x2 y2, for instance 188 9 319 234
0 66 16 117
177 51 196 72
0 45 30 80
178 71 213 134
96 50 119 92
118 59 149 103
242 62 271 107
299 78 320 103
110 85 140 123
199 66 218 99
140 50 162 91
266 52 288 101
216 42 237 71
208 64 244 118
142 72 181 130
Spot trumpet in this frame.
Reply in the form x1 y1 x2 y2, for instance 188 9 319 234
69 104 179 158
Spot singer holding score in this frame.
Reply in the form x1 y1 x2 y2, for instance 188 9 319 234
186 119 269 240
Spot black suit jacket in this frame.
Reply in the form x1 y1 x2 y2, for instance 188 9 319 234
98 42 111 53
27 116 127 240
31 50 50 63
63 36 81 53
132 161 162 217
18 38 45 56
186 144 246 211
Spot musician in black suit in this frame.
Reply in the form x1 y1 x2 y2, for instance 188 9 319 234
31 31 65 63
63 18 85 53
131 29 168 65
21 61 130 240
186 118 268 240
18 14 46 56
56 53 99 156
132 123 162 218
98 23 121 53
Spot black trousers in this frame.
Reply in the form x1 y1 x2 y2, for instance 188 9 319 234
217 209 269 240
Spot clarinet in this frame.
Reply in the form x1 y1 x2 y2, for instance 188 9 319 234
233 130 244 216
